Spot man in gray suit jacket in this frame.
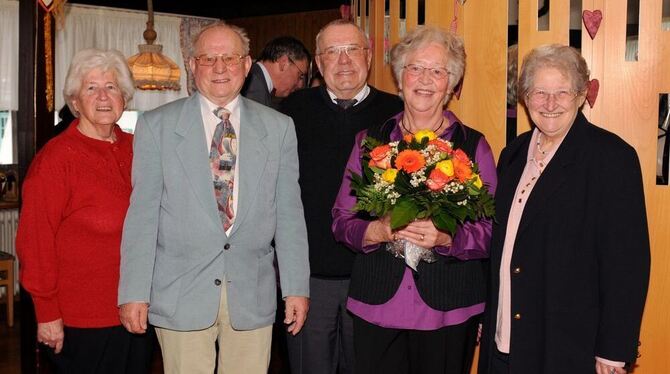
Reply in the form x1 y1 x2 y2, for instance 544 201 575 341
118 21 310 374
242 36 310 109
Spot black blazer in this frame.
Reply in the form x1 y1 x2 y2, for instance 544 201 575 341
479 112 650 374
242 63 274 109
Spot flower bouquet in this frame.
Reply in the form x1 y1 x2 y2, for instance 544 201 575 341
349 129 495 270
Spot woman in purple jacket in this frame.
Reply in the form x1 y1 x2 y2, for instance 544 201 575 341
331 26 497 374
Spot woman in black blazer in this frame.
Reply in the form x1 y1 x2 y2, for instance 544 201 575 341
478 44 650 374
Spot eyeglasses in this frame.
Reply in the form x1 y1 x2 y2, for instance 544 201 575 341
403 64 451 80
194 53 247 68
288 57 307 82
317 45 369 61
526 89 580 105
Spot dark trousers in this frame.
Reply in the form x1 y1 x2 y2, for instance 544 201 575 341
353 314 478 374
46 325 154 374
488 349 510 374
286 277 355 374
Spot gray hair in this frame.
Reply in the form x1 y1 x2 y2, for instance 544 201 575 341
63 48 134 117
315 19 369 53
518 44 589 105
390 25 466 94
191 21 250 57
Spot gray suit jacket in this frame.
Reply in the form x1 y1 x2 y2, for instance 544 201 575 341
118 93 309 331
242 63 274 108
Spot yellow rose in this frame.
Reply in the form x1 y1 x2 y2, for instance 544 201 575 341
435 160 454 177
382 168 398 183
473 174 483 188
414 129 437 143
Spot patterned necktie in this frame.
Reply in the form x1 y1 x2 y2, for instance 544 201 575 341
210 107 237 231
335 98 357 109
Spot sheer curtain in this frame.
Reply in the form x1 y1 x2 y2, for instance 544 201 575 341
0 0 19 111
55 4 196 111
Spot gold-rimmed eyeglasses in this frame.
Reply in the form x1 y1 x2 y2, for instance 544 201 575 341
526 89 581 106
403 64 451 80
194 53 247 68
317 45 369 61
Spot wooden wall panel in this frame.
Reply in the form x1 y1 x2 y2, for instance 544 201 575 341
364 0 670 371
226 9 340 59
457 0 508 163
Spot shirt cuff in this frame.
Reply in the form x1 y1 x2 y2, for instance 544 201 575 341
595 356 626 368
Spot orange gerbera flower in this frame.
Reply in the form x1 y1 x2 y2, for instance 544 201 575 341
394 150 426 173
453 158 473 182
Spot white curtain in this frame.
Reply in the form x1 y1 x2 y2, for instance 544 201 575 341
0 0 19 111
55 5 191 111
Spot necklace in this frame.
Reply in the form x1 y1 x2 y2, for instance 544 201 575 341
536 133 547 155
401 116 445 135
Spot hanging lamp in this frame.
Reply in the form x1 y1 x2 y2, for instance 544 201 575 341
127 0 181 90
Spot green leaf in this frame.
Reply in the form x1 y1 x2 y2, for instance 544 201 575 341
432 210 457 235
390 198 420 229
362 136 383 150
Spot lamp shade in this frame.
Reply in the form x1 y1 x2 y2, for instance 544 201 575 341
127 44 181 91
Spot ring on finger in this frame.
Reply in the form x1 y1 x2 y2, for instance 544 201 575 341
420 234 425 241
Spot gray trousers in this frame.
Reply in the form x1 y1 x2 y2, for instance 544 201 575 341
286 277 355 374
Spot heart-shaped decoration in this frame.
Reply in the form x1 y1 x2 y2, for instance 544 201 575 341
582 10 603 40
586 79 599 108
339 5 352 21
38 0 55 11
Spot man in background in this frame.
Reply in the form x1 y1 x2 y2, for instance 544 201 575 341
243 36 310 109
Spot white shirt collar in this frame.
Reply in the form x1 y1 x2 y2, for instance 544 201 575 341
326 85 370 106
199 93 241 121
256 62 273 93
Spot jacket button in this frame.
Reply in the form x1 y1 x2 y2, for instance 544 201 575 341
514 313 521 320
214 279 222 286
513 267 521 274
224 243 230 250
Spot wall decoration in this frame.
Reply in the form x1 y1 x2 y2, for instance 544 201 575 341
583 10 603 40
586 78 599 108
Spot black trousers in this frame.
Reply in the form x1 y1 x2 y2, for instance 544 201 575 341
353 314 478 374
286 277 354 374
488 349 510 374
46 325 154 374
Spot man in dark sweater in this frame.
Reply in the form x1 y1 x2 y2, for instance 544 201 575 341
280 19 403 374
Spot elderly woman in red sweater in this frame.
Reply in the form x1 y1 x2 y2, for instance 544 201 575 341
16 49 152 373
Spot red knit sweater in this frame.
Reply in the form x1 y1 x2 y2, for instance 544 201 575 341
16 120 133 328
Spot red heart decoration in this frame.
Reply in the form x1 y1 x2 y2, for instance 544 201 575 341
38 0 55 12
586 79 599 108
582 10 603 40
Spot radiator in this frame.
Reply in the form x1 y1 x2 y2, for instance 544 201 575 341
0 208 19 295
